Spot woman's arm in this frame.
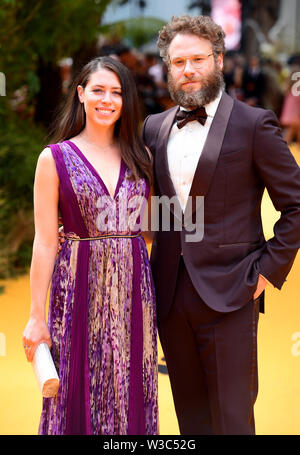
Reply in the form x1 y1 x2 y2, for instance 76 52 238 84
22 147 59 362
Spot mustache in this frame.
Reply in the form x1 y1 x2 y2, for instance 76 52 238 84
178 76 202 84
167 66 224 109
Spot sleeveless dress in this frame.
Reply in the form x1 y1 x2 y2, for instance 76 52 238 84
38 140 158 435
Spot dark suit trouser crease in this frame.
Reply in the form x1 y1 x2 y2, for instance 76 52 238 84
158 257 260 435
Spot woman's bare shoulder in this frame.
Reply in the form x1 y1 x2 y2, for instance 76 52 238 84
38 147 55 164
36 147 58 179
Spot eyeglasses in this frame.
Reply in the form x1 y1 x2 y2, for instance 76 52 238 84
169 53 214 71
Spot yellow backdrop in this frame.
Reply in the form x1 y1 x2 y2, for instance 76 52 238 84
0 146 299 435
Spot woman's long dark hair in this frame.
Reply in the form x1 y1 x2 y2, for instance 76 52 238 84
49 56 153 184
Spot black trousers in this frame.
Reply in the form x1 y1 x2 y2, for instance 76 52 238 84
158 257 260 435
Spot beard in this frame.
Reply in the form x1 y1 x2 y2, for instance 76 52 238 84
167 63 225 109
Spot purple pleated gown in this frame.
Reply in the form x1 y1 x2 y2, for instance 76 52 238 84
38 141 158 435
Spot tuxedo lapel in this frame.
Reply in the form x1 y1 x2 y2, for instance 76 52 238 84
155 106 183 221
155 106 178 199
154 93 234 221
189 91 234 198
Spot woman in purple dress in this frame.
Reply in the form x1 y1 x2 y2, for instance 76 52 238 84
22 57 158 435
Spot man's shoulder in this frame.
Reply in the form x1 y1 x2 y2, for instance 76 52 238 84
231 96 275 122
143 105 178 130
229 96 281 140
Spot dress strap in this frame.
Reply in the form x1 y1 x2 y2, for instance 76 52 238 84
47 143 89 238
48 143 92 434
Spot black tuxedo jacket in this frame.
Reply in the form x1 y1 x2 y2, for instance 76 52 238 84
142 92 300 321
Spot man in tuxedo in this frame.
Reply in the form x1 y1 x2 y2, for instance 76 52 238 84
142 15 300 435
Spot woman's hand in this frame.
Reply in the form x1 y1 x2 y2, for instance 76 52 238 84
22 317 52 362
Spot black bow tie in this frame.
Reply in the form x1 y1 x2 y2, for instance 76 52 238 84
176 107 207 129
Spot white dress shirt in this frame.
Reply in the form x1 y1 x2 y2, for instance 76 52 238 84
167 90 271 290
167 91 222 211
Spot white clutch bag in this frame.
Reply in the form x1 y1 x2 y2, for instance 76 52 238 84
32 342 60 398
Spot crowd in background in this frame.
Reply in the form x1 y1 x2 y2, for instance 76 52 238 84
87 45 300 147
223 51 300 147
54 44 300 148
13 41 300 148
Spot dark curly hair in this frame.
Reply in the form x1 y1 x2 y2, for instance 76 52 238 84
157 15 226 64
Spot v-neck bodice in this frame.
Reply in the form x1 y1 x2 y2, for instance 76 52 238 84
66 140 125 200
52 141 150 238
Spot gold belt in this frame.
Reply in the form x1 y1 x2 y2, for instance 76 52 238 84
65 233 141 241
